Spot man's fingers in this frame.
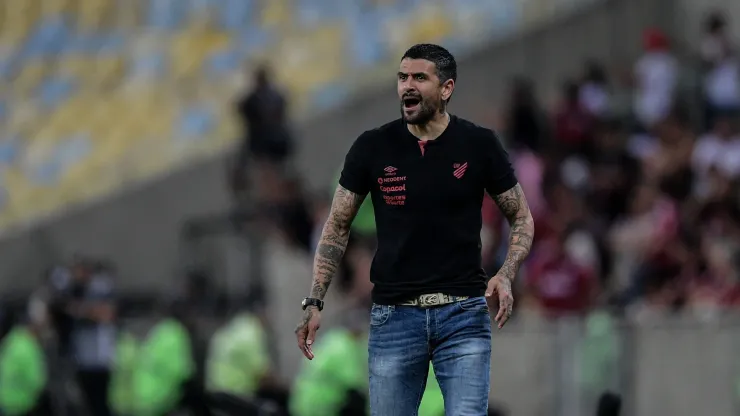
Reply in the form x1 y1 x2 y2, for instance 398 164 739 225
497 295 514 329
307 324 318 346
295 327 313 360
495 304 505 323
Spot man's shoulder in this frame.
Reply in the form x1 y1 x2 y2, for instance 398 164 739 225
351 119 404 150
362 118 404 139
452 116 502 145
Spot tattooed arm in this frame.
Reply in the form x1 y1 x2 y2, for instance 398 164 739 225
486 183 535 328
295 184 366 359
309 185 366 299
493 183 535 281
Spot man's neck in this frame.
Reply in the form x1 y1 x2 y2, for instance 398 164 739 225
407 112 450 141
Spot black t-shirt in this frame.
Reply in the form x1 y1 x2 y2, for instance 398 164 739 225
339 115 517 304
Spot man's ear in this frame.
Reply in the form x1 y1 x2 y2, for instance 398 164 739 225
441 79 455 102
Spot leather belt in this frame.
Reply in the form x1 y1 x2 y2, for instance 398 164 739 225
399 293 469 307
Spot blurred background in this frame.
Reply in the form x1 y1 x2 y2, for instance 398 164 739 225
0 0 739 415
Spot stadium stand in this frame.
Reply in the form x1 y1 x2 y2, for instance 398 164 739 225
0 0 555 232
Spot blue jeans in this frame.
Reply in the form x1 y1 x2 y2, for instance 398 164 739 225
368 296 492 416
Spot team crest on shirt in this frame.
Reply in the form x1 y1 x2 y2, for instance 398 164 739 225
453 162 468 179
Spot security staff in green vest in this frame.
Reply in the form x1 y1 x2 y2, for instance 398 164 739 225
207 312 270 399
132 300 211 416
108 330 139 416
0 318 49 416
290 308 369 416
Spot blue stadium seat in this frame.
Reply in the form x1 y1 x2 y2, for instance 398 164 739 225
147 0 187 31
216 0 254 31
205 48 241 79
347 13 387 68
37 77 77 110
28 135 92 186
23 16 71 57
0 100 8 123
234 27 273 57
0 138 19 166
129 52 168 80
176 106 215 142
93 33 127 55
310 83 349 112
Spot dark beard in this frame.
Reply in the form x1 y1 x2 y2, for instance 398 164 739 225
400 99 439 125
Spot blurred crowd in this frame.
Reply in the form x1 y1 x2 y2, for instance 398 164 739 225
499 11 740 323
2 8 739 416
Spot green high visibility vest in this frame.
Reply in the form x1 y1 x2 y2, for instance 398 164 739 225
0 327 47 416
132 319 194 416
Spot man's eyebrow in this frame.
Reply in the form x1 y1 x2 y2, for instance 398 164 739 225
397 72 427 77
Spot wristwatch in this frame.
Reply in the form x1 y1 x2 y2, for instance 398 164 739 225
302 297 324 311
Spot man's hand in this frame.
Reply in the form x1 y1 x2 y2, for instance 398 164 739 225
295 307 321 360
485 275 514 329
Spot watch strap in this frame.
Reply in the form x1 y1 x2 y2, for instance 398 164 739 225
302 297 324 311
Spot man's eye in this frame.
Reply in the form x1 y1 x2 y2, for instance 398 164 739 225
415 74 424 81
399 74 407 81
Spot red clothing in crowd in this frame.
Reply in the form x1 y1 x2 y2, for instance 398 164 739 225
525 246 595 317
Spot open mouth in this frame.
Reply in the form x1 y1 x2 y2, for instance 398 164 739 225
403 96 421 110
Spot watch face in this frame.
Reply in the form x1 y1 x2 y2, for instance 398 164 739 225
301 298 307 307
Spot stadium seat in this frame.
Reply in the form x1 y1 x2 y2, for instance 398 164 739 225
76 0 113 33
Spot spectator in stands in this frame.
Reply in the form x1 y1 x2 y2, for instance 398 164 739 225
523 231 597 317
587 120 641 224
642 114 695 202
49 256 117 416
609 182 683 304
692 113 740 197
632 28 678 131
554 79 596 157
580 60 612 119
699 11 740 129
685 237 740 319
504 76 549 153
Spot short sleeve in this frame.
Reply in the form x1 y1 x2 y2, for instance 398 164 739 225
481 130 517 195
338 132 373 195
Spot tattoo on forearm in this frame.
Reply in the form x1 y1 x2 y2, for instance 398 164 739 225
309 185 365 300
492 184 535 281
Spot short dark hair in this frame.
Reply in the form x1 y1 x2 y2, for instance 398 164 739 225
401 43 457 100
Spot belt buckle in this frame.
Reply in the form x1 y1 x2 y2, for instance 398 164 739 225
403 293 468 307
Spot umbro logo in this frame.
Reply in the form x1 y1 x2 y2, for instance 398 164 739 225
453 162 468 179
384 166 398 176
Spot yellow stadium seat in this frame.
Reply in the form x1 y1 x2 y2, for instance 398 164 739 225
274 24 345 94
76 0 112 32
6 102 41 136
57 56 97 80
170 29 231 81
40 0 72 18
12 61 49 96
260 0 291 28
409 7 453 44
89 56 125 88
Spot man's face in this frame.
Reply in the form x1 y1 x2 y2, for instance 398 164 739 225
397 58 452 125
